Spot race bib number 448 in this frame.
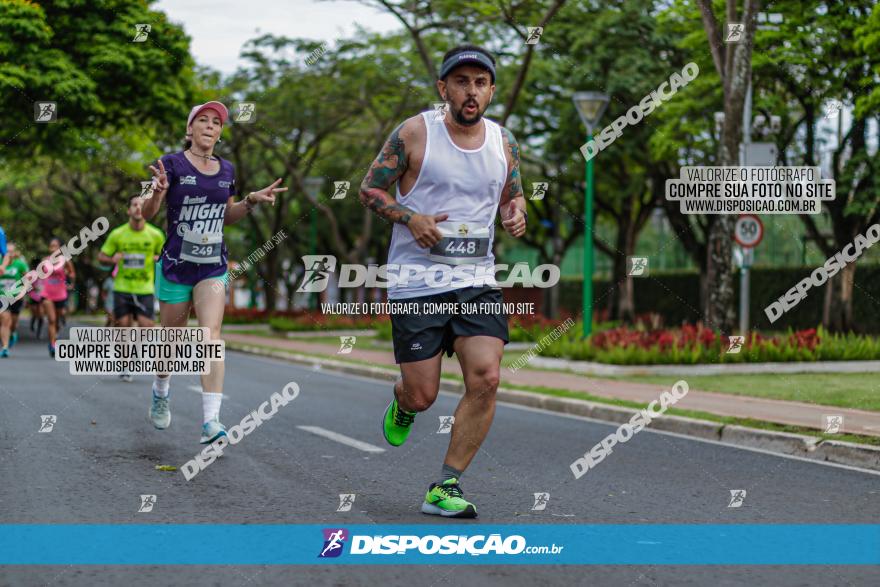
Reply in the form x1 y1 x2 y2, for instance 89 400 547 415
427 222 491 265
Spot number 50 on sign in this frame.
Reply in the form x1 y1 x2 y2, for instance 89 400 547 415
734 215 763 248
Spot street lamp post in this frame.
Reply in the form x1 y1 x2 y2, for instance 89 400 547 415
572 92 610 338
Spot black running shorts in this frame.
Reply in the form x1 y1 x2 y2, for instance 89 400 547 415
390 286 508 364
113 292 155 320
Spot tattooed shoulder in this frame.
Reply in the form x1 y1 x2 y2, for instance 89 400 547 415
367 122 407 188
501 127 520 163
359 117 421 225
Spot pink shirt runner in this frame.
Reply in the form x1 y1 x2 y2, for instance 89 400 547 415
39 258 68 302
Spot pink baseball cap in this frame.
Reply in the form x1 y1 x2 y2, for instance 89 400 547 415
186 101 229 132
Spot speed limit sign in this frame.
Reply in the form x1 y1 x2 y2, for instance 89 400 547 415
734 215 763 248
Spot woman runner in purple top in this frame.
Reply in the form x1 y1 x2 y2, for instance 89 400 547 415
141 101 287 444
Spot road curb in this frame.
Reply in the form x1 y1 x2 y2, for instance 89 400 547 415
227 342 880 472
810 439 880 470
720 425 821 456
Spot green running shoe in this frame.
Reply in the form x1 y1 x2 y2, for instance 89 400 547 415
382 396 416 447
421 478 477 518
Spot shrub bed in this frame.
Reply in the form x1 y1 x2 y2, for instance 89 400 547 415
540 323 880 364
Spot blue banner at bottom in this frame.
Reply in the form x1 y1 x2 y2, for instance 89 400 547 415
0 525 877 565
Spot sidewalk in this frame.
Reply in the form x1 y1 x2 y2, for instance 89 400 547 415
221 332 880 438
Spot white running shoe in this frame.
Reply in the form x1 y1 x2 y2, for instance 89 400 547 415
149 387 171 429
200 417 227 444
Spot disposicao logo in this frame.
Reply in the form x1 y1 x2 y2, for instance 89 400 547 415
316 531 562 557
319 528 348 558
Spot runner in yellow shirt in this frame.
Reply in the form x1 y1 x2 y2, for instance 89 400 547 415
97 195 165 382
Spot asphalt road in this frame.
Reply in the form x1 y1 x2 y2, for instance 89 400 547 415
1 328 878 586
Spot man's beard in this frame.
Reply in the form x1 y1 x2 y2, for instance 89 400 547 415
451 101 484 126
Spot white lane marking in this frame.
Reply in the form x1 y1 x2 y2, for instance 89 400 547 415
229 352 880 477
297 425 386 453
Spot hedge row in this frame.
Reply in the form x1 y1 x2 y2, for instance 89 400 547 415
554 264 880 332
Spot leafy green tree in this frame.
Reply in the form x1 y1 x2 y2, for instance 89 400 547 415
0 0 198 304
737 0 880 331
0 0 196 162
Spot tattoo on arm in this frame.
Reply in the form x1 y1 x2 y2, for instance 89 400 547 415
360 123 416 224
500 127 524 207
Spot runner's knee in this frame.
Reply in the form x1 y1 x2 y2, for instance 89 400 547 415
400 380 439 411
405 394 436 412
465 364 499 395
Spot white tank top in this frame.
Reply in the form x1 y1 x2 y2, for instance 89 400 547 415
387 111 508 299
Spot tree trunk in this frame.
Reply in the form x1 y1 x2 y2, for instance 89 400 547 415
616 216 637 323
698 0 759 335
823 262 856 332
607 249 636 324
618 265 636 325
705 217 735 332
706 57 749 334
605 263 618 321
263 257 278 313
823 118 868 332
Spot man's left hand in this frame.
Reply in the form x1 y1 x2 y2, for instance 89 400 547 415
502 200 526 237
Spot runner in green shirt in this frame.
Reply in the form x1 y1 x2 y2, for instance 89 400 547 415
97 195 165 381
0 242 30 357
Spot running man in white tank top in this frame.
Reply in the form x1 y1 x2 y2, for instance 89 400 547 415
359 44 527 519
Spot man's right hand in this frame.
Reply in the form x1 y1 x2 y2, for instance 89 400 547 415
406 213 448 248
112 252 124 264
